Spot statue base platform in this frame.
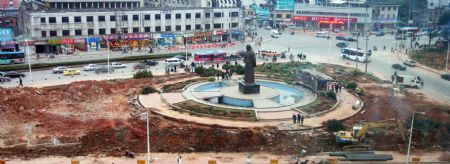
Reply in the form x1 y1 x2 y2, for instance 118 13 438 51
238 81 260 94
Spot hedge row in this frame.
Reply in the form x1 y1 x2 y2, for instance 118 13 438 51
0 52 192 71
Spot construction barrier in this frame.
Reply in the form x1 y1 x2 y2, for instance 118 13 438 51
270 159 278 164
137 160 146 164
0 160 5 164
71 160 79 164
327 158 337 164
208 160 217 164
412 157 421 163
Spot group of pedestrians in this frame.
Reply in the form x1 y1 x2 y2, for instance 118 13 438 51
330 82 342 93
292 113 305 125
297 53 307 61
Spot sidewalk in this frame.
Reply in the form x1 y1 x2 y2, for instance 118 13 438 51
395 49 447 75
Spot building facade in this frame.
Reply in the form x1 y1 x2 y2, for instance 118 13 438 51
20 7 243 53
145 0 241 8
44 0 145 9
368 1 400 30
0 0 20 9
293 4 372 31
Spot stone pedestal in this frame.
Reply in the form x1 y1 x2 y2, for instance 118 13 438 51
239 81 260 94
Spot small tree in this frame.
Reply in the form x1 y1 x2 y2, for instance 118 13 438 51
324 119 347 134
346 82 357 91
326 91 337 100
133 70 153 79
141 86 158 95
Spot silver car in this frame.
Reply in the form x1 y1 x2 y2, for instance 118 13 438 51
0 76 12 83
52 66 68 74
95 65 115 74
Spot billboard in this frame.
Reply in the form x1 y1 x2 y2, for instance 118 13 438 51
0 28 13 42
291 16 357 24
255 8 270 19
276 0 295 11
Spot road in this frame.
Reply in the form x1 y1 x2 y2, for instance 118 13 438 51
1 28 449 103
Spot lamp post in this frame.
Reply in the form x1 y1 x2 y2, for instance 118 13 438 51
24 39 33 83
103 36 111 74
446 32 449 73
141 112 151 164
406 112 426 164
347 2 350 34
364 4 370 76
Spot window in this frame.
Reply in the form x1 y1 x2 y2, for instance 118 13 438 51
144 27 151 32
110 15 116 21
133 15 139 21
49 17 56 23
165 14 171 19
205 13 211 18
62 30 70 36
176 25 181 31
75 30 82 35
74 16 81 22
88 29 94 35
122 15 128 21
41 31 46 37
195 13 201 18
195 24 201 30
388 7 391 11
155 14 161 20
133 27 139 33
213 23 221 29
86 16 94 22
205 24 210 29
230 12 239 17
186 25 191 30
214 12 222 18
98 16 105 22
165 26 171 31
144 14 151 20
231 23 238 28
40 17 45 23
122 28 128 34
99 28 106 35
49 30 57 37
60 17 69 23
382 7 385 11
186 13 191 19
110 28 116 34
276 14 282 18
286 14 292 19
155 26 161 32
176 14 181 19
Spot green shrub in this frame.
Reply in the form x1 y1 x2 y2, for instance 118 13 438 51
207 77 215 82
324 119 347 133
141 86 158 95
352 69 363 77
232 64 245 75
346 81 357 90
194 66 205 75
222 64 232 70
133 70 153 79
326 91 337 100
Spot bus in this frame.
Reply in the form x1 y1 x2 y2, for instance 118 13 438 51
194 50 226 63
397 27 420 36
0 51 26 65
340 48 371 62
316 31 329 38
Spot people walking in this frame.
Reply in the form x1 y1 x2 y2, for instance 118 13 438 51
292 114 297 124
18 77 23 87
301 115 304 125
297 113 301 124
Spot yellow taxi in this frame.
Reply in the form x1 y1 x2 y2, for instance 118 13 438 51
63 69 81 76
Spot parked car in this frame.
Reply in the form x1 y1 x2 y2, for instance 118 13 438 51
336 42 348 48
441 73 450 81
395 35 407 40
63 69 81 76
225 55 242 61
403 59 417 67
2 71 25 78
375 31 385 36
84 64 98 71
174 55 189 61
133 63 149 70
265 26 272 30
164 57 184 66
392 63 407 70
95 65 115 74
142 60 158 66
0 76 12 83
111 62 127 69
336 36 346 40
52 66 68 74
346 37 357 42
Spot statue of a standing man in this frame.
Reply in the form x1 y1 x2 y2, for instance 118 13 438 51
244 44 256 84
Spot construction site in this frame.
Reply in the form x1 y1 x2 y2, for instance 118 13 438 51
0 63 449 163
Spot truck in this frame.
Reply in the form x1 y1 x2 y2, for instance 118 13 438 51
270 30 280 38
392 73 423 88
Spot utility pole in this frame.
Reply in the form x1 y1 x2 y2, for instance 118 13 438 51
364 4 369 75
347 2 350 34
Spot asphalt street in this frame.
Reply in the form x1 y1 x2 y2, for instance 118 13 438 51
1 28 449 103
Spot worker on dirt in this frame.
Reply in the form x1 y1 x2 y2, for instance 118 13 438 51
177 155 182 164
297 113 301 124
292 114 297 124
301 115 304 125
18 77 23 87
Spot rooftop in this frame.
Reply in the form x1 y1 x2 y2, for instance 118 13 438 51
26 7 241 13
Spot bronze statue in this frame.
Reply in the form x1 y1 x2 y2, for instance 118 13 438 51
244 44 256 84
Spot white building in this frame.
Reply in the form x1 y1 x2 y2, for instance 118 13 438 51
44 0 145 9
427 0 450 9
145 0 241 8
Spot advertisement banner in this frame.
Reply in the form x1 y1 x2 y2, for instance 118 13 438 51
86 37 100 50
275 0 295 11
0 28 13 42
47 39 61 45
291 16 357 24
161 33 175 46
103 33 151 40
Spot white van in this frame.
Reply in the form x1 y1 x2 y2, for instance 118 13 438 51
270 30 280 38
164 57 184 66
316 31 329 38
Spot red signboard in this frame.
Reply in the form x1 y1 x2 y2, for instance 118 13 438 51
103 33 151 40
291 16 357 23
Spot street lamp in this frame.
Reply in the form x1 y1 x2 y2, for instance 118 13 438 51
406 111 426 164
141 112 151 164
446 31 449 73
24 39 33 83
103 36 111 74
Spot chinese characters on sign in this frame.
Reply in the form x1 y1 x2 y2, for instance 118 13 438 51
291 16 357 24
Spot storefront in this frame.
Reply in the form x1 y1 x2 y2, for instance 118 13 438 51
174 33 184 45
231 30 244 40
159 33 175 46
193 31 212 44
183 33 194 44
0 41 17 52
291 16 357 30
86 37 100 51
101 33 151 51
213 29 229 42
46 38 77 54
0 28 15 52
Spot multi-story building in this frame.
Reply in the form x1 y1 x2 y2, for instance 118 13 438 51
367 0 400 30
19 7 243 53
0 0 20 9
44 0 145 9
145 0 241 8
293 3 372 31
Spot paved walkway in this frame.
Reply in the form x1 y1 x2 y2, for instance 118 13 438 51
139 87 361 130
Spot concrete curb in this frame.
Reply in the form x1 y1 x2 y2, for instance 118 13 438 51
396 52 444 75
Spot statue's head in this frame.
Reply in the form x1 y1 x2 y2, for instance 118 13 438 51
246 44 252 51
